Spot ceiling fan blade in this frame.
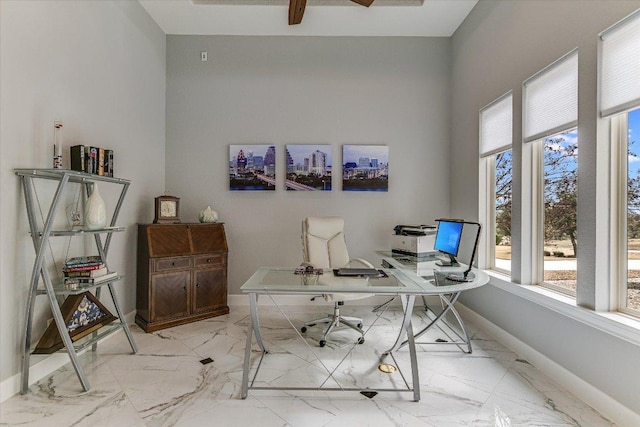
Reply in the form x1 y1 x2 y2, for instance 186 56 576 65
351 0 375 6
289 0 307 25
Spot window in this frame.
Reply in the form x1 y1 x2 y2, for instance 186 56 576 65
600 9 640 316
479 93 512 273
542 129 578 294
625 108 640 314
494 150 513 272
524 50 578 293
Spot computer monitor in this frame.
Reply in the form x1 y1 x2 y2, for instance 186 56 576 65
433 218 482 282
434 219 464 267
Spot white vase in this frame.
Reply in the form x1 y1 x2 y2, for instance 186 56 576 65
84 183 107 230
199 206 218 223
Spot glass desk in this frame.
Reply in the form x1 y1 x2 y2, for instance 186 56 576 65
376 251 490 354
240 264 489 401
240 267 425 401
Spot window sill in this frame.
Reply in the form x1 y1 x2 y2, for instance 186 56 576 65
483 270 640 347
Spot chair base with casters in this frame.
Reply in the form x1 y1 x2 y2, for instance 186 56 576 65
301 301 365 347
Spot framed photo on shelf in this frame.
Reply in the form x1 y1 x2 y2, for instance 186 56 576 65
229 145 276 191
33 292 117 354
285 144 332 191
342 145 389 192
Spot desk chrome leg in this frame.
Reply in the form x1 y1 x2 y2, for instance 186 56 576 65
440 294 472 354
405 311 420 402
242 293 258 399
241 311 253 400
249 293 266 352
383 295 419 401
385 294 415 354
400 292 472 353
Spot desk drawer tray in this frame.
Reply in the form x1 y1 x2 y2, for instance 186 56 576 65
153 257 191 272
194 254 225 267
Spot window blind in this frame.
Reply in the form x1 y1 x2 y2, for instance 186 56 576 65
523 50 578 143
480 93 512 157
600 8 640 118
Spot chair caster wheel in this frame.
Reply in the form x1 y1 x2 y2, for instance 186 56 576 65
357 337 365 344
301 326 307 333
319 340 326 347
357 323 363 329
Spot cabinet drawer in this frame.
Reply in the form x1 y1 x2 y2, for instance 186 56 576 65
153 257 191 272
194 254 225 267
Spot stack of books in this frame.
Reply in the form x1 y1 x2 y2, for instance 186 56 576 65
63 256 117 285
69 145 114 177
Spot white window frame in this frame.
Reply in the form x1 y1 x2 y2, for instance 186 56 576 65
531 130 579 297
611 111 640 317
600 8 640 317
479 151 513 275
522 50 579 294
479 92 513 275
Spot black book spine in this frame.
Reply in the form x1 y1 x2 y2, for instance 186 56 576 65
89 146 98 174
105 149 114 177
70 145 85 172
98 147 105 176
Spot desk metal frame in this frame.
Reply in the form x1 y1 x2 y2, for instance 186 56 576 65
240 264 488 402
240 269 422 401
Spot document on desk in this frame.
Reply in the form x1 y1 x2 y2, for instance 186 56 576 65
333 268 387 278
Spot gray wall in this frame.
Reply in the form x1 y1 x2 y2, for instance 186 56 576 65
166 36 452 294
451 0 640 414
0 0 166 385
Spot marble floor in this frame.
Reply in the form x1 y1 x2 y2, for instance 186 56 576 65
0 304 616 427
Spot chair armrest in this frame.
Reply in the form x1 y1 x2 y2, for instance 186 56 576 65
349 258 375 268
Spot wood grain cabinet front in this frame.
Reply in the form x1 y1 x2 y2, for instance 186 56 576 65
136 223 229 332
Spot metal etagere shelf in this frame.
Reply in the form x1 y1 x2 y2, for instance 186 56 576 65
15 168 138 394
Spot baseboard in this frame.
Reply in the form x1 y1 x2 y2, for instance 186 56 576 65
455 303 640 427
0 310 136 403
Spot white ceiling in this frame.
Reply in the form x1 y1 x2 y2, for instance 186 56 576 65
138 0 478 37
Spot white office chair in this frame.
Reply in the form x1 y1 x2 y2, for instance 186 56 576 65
300 216 374 347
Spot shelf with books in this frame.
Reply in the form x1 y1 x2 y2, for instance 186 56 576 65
70 145 114 177
14 168 128 184
35 275 124 296
14 168 137 394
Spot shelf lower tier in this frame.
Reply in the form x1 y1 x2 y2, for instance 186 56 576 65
31 322 126 355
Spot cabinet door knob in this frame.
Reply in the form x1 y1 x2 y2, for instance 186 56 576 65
196 283 200 288
172 262 176 266
183 285 187 291
207 258 212 263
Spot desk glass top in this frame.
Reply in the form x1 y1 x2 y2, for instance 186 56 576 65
375 251 490 293
240 267 426 295
241 263 489 295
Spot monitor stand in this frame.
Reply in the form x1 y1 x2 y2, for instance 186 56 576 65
435 253 459 267
446 271 475 282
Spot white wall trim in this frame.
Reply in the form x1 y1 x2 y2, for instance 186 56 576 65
457 302 640 427
0 311 136 403
485 271 640 346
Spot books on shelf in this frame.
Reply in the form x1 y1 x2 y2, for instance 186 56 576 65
65 255 103 265
63 256 105 275
65 271 119 285
69 145 114 177
64 262 105 272
64 266 108 278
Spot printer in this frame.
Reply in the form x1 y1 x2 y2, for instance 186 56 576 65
390 224 437 257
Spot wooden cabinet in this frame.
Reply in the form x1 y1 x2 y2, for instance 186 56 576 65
136 223 229 332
